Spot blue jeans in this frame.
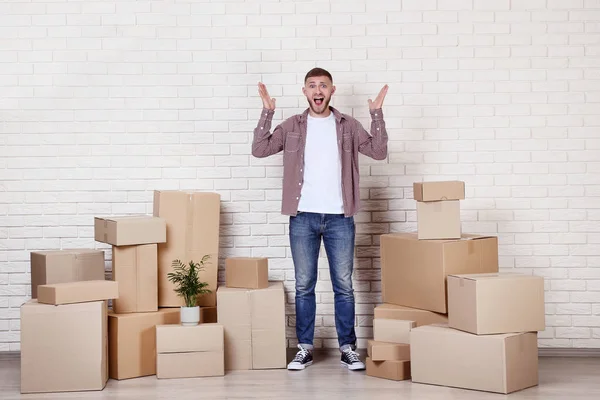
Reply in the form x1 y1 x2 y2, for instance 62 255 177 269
289 212 356 351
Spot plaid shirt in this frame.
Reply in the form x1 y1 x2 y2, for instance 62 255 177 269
252 106 388 217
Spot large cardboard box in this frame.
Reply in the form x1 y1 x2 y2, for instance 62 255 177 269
225 257 269 289
94 216 166 246
380 233 499 313
37 280 118 305
374 304 448 326
108 309 179 380
410 324 539 394
448 273 546 335
416 200 461 240
373 319 415 344
366 358 411 381
20 300 108 394
30 249 106 299
112 244 158 313
217 281 286 370
156 323 224 378
153 190 220 307
413 180 465 202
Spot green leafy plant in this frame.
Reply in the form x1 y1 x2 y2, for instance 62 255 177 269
167 255 212 308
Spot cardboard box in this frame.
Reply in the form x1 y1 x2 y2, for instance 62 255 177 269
94 216 166 246
374 304 448 326
448 273 546 335
410 324 539 394
367 340 411 361
413 180 465 202
225 257 269 289
37 280 118 305
373 319 415 344
153 190 220 307
156 323 224 378
201 306 217 323
366 358 411 381
20 300 108 394
380 233 499 313
217 281 286 370
30 249 106 299
112 244 158 313
157 352 225 379
416 200 461 240
108 309 179 380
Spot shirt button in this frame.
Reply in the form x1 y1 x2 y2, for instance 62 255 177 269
296 197 299 200
298 183 301 185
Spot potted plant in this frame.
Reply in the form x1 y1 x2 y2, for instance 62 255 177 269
167 255 212 326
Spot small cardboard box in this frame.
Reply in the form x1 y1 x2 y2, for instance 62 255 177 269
413 181 465 202
410 324 539 394
373 319 415 344
448 273 546 335
225 257 269 289
153 190 220 307
20 300 108 394
217 281 286 370
380 233 499 314
367 340 411 361
156 323 224 379
374 304 448 326
112 244 158 313
30 249 106 299
366 358 411 381
108 309 180 380
37 280 119 305
416 200 461 240
94 215 166 246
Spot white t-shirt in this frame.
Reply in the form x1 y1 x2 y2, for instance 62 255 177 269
297 113 344 214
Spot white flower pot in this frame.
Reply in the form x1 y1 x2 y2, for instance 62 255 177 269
180 306 200 326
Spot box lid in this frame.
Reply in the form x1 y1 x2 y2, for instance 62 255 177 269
448 272 540 282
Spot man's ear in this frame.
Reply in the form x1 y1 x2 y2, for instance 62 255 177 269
302 86 307 96
331 85 336 96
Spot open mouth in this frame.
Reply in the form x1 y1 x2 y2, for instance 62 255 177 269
314 97 324 106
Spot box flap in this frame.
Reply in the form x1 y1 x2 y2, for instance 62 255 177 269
448 272 537 282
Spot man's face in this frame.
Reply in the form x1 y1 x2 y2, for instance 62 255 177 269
302 76 335 116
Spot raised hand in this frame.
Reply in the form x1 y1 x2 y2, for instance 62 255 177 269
258 82 276 111
368 84 388 110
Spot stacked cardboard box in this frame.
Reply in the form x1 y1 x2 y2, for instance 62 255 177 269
410 272 544 394
21 190 223 393
20 280 119 394
414 181 464 240
217 257 287 371
369 180 545 394
99 190 221 380
156 323 225 379
153 190 221 307
93 214 180 381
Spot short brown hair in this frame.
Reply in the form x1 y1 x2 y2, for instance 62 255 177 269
304 67 333 84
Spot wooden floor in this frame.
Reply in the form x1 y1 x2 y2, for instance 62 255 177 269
2 351 600 399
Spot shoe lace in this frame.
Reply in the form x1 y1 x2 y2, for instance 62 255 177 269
293 345 310 362
344 349 360 363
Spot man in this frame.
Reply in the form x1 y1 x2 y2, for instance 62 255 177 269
251 68 388 371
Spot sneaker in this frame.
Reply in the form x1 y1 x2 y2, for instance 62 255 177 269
287 345 313 370
340 348 365 371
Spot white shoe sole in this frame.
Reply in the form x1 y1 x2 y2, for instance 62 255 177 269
288 360 313 370
341 361 365 371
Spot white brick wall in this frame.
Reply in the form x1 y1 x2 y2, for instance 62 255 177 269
1 0 599 351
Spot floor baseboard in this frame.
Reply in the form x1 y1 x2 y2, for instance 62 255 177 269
2 348 599 361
